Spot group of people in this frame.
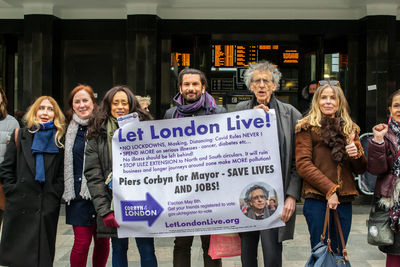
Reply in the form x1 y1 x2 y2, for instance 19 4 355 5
0 60 397 267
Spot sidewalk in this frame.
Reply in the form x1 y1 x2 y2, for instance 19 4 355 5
50 204 386 267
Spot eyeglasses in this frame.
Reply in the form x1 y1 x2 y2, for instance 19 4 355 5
252 79 273 85
251 195 267 201
318 80 341 88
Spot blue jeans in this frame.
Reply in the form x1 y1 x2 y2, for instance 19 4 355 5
303 198 352 254
111 237 157 267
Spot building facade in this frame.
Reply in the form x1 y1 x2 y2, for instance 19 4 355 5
0 0 399 132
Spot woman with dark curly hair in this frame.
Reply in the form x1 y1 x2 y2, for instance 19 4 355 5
295 81 367 253
368 89 400 266
84 85 157 267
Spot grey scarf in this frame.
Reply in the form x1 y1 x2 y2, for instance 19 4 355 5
62 113 91 203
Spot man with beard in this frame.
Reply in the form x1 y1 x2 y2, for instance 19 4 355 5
164 68 225 267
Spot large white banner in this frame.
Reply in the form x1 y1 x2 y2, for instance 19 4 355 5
113 109 285 238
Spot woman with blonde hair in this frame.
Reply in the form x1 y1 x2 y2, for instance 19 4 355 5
295 81 367 254
0 96 65 267
0 87 19 227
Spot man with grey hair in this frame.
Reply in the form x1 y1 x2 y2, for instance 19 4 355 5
244 185 271 220
235 60 302 267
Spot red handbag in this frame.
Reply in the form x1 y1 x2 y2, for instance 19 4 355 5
208 233 241 259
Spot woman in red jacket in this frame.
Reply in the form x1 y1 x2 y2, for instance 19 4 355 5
368 89 400 267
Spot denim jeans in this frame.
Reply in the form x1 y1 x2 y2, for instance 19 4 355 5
111 237 157 267
303 198 352 254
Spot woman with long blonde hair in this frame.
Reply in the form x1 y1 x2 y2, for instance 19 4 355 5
0 96 65 267
295 82 367 255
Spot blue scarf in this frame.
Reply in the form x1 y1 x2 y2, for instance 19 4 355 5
173 91 217 118
31 121 59 183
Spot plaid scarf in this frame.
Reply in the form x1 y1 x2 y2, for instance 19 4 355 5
389 118 400 231
173 91 217 118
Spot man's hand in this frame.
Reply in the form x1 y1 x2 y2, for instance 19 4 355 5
281 196 296 222
253 104 269 113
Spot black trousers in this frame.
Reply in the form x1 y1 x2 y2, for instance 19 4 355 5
173 235 222 267
240 228 282 267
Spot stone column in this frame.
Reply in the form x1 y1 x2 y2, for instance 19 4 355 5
126 14 160 117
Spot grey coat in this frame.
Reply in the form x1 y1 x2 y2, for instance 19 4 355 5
0 115 19 163
235 96 302 242
84 128 116 237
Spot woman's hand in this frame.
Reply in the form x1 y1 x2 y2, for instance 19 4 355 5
372 123 388 143
327 193 340 210
345 134 358 157
253 104 269 113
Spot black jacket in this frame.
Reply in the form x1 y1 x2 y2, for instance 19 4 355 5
0 127 64 267
85 127 116 237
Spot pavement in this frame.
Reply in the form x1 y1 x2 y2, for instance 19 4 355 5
45 204 386 267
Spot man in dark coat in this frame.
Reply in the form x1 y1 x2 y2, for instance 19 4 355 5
235 60 302 267
298 80 317 115
164 68 225 267
0 127 64 267
244 185 271 220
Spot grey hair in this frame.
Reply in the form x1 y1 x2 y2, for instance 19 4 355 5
136 95 151 106
243 60 282 90
245 185 269 205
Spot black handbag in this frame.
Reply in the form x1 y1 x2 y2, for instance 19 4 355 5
305 208 351 267
366 204 394 246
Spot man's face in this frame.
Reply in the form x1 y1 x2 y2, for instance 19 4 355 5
309 83 317 95
249 189 267 213
179 74 205 103
249 70 277 105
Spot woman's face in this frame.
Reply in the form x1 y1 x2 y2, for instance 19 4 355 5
36 99 55 123
389 95 400 123
111 91 129 118
72 89 94 120
318 87 338 117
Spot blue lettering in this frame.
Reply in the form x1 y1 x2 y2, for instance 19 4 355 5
126 131 136 141
253 118 264 128
227 117 235 131
150 125 159 139
118 129 126 142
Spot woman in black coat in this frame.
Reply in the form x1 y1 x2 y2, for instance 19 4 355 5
0 96 65 267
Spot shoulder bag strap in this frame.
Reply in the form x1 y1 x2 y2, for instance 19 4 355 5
333 210 349 261
321 206 333 252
